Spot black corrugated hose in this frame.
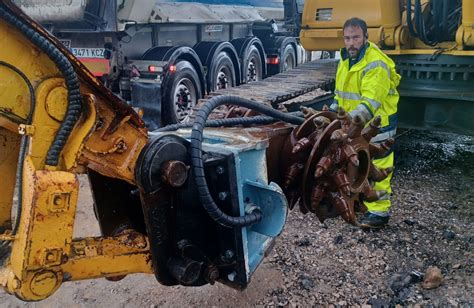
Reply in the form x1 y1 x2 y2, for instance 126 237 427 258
0 4 81 166
154 111 303 132
407 0 462 46
189 95 303 228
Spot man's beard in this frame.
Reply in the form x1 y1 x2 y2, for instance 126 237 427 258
348 48 359 59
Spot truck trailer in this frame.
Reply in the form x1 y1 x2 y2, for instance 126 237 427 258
13 0 307 129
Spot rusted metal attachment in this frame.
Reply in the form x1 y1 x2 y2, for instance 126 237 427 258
281 107 394 225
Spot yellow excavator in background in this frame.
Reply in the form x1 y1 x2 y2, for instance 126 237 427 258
300 0 474 134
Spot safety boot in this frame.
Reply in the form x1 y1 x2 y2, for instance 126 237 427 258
359 212 389 229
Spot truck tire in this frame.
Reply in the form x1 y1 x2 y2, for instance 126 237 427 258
212 51 236 91
245 45 263 83
281 44 296 72
320 51 336 59
164 60 202 124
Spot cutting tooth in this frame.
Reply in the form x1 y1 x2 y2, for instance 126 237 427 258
369 163 393 182
362 116 381 142
315 156 332 178
328 192 356 224
310 184 325 211
292 137 312 154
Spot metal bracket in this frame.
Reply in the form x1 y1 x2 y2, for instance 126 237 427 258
18 124 35 136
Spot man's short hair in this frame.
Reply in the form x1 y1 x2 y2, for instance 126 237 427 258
343 18 368 37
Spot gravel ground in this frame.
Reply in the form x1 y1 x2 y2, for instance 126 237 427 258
1 130 472 307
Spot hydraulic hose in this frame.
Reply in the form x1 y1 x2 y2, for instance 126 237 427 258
189 95 303 228
406 0 417 38
414 0 435 46
0 61 35 236
0 5 81 166
154 111 303 132
407 0 461 46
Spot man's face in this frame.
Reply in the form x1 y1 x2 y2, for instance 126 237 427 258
343 25 366 59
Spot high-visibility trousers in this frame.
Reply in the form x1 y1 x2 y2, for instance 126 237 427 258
363 152 394 214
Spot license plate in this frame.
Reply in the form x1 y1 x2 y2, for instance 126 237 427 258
71 47 105 59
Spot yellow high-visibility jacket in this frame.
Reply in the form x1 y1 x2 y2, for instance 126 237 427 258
330 42 401 143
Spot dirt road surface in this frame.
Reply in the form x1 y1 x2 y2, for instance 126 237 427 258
1 130 472 306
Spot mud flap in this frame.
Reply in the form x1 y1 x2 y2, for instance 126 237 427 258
131 80 162 130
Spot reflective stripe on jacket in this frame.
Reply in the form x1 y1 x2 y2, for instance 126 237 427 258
333 42 401 142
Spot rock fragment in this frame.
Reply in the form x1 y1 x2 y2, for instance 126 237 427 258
422 266 444 289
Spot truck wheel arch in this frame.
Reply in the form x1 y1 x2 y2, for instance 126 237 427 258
142 46 205 124
142 46 206 97
262 36 298 75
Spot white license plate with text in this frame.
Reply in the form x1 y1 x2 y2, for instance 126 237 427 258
71 47 105 59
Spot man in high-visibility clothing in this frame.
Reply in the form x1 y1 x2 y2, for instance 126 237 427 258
330 17 401 228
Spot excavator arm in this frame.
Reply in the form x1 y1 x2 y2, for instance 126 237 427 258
0 1 151 300
0 1 392 301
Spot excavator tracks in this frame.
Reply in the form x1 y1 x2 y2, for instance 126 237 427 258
198 59 338 118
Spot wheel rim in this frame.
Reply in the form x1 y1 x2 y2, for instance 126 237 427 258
247 57 260 82
320 51 332 59
216 67 231 90
283 53 295 72
173 77 197 122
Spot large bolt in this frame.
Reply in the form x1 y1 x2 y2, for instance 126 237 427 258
115 139 127 153
224 250 234 260
218 191 229 200
161 160 189 188
215 166 225 175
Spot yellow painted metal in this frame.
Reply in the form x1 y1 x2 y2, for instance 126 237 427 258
462 0 474 26
301 0 474 56
61 94 97 171
0 116 20 134
62 234 152 281
44 86 68 122
457 0 474 47
394 26 409 48
2 157 151 301
0 20 59 122
1 156 151 300
0 1 153 301
18 124 35 136
6 156 77 300
9 157 77 272
0 4 148 178
384 49 474 56
300 0 401 50
28 78 69 169
0 231 15 241
301 0 400 29
0 128 20 229
301 28 384 51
